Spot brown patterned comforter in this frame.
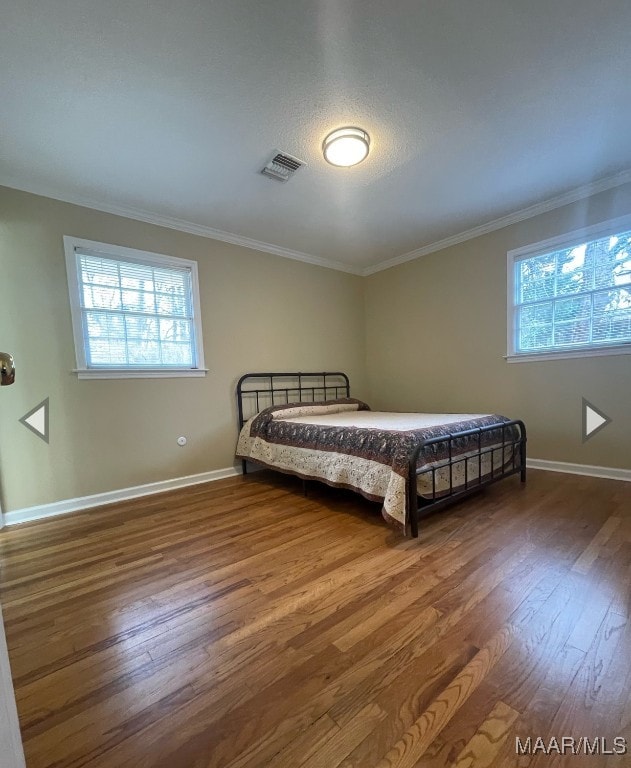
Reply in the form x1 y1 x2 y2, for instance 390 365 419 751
236 399 516 533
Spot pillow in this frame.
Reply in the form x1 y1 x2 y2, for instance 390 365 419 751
270 398 370 420
250 398 370 434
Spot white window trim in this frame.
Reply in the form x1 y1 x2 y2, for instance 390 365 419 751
64 236 207 379
506 213 631 363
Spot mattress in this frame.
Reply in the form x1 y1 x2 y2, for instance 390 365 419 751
236 399 516 532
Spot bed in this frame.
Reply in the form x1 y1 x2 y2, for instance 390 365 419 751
235 372 527 537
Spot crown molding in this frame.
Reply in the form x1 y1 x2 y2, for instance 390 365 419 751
362 168 631 275
3 168 631 279
0 177 363 275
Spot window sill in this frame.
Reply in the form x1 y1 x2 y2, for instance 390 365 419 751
505 344 631 363
74 368 209 379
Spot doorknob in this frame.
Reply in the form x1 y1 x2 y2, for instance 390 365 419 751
0 352 15 386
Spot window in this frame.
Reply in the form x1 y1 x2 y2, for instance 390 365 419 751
507 216 631 362
64 237 206 378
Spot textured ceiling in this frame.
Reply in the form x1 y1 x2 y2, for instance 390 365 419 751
2 0 631 270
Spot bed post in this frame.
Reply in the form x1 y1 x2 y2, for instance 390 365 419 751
518 419 527 483
236 374 248 476
407 448 420 538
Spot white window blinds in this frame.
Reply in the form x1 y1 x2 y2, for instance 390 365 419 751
75 250 197 368
64 237 205 377
512 228 631 356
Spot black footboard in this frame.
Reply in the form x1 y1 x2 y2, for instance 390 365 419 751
406 419 527 537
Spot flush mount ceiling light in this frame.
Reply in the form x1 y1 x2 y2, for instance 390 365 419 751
322 127 370 167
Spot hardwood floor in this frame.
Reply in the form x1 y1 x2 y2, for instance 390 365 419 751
0 469 630 767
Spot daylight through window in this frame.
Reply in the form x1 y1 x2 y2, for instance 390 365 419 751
64 237 205 378
509 223 631 359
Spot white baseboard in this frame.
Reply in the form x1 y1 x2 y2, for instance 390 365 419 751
5 459 628 527
527 458 631 482
4 466 241 526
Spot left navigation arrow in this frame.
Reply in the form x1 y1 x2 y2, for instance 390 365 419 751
19 398 49 443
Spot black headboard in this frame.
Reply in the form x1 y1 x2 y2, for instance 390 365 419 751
236 371 350 429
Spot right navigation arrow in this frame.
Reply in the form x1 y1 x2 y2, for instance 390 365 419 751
582 398 612 442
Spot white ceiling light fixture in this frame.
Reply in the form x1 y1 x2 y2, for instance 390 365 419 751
322 127 370 167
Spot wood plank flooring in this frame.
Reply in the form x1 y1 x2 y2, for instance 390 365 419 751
0 469 630 767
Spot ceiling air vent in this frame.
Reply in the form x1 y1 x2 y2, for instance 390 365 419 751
260 151 305 182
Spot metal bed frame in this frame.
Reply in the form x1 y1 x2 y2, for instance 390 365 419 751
236 372 527 537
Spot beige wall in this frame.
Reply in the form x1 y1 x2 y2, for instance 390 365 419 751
364 181 631 469
0 186 367 512
2 180 630 514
